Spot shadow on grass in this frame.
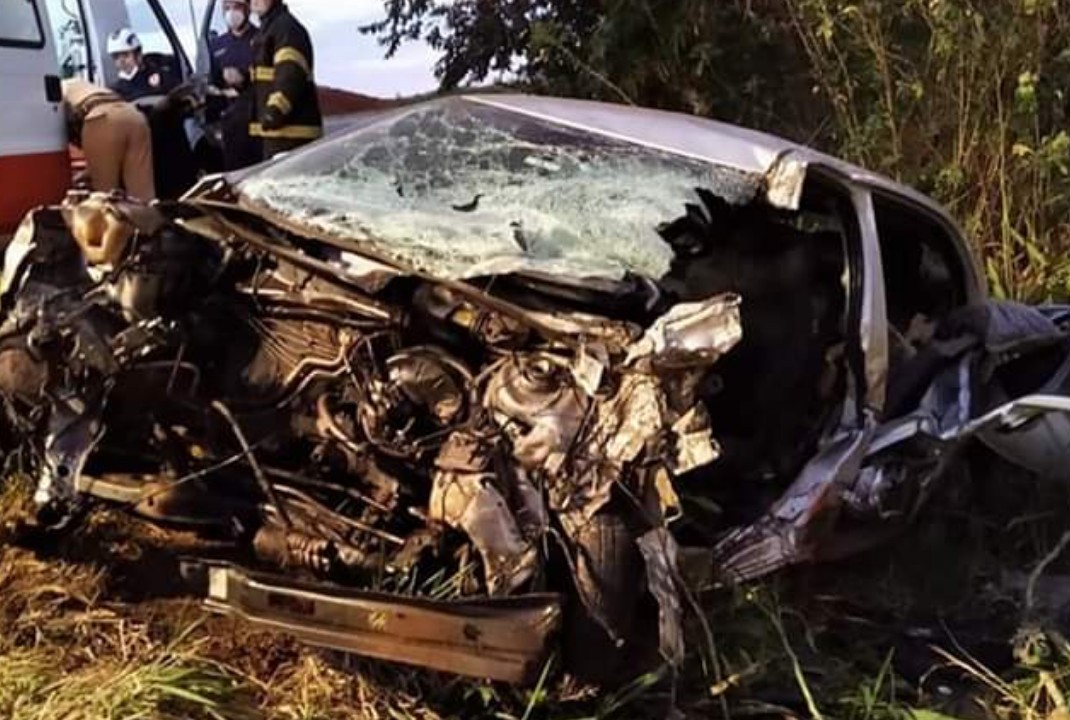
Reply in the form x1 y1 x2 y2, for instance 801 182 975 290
3 445 1070 718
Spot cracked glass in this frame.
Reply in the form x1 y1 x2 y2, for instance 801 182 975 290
239 98 761 282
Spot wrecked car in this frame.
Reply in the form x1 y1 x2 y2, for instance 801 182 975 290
1 94 1068 685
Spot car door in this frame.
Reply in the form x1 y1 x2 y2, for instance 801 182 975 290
0 0 70 234
869 188 1070 482
41 0 193 87
195 0 219 78
107 0 192 86
40 0 95 80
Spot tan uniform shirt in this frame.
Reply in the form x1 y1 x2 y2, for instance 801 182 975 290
61 78 123 118
60 79 156 201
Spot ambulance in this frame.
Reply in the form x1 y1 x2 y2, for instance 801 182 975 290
0 0 204 235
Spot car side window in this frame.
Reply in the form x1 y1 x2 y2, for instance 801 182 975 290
874 194 969 334
42 0 91 79
122 0 188 75
0 0 45 47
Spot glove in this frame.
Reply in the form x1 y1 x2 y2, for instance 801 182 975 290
262 106 285 131
152 83 198 117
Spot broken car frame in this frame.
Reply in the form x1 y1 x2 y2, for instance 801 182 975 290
1 95 1068 685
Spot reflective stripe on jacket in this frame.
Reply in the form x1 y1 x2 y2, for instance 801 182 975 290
249 2 323 143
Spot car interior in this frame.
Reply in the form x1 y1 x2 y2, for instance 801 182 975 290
656 179 852 528
875 194 978 418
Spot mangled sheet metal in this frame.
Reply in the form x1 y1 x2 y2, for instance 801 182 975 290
0 186 746 683
430 293 742 663
712 300 1070 586
184 560 563 684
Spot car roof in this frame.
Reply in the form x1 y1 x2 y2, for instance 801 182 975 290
465 94 959 227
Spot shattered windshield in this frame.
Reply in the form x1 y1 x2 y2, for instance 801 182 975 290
238 97 761 281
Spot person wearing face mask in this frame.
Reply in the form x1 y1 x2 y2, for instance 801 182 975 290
106 28 198 199
107 28 180 102
210 0 256 92
248 0 323 160
208 0 261 170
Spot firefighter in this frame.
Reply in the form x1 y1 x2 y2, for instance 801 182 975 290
208 0 261 170
107 28 198 199
106 28 181 100
62 79 156 201
249 0 323 160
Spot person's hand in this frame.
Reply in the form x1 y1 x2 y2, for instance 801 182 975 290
223 67 244 88
150 83 199 117
262 107 284 131
169 83 201 112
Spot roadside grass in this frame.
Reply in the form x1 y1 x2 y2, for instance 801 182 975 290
4 453 1070 719
0 476 249 720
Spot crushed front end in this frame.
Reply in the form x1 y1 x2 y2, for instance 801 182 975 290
0 188 742 683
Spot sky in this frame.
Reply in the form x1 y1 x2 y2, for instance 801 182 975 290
162 0 442 98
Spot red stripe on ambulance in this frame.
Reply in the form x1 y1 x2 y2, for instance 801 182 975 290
0 150 71 234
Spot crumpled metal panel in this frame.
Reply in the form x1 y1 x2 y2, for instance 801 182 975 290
764 155 808 210
637 528 686 667
625 294 743 368
669 405 721 476
35 395 104 526
0 214 38 303
587 373 664 469
712 419 876 583
430 432 541 595
186 560 563 685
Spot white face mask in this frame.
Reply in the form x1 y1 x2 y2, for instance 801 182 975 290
225 9 247 31
117 67 138 81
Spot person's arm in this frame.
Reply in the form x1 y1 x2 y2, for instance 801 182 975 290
261 24 312 130
223 66 247 90
216 36 250 90
208 37 226 88
64 101 83 148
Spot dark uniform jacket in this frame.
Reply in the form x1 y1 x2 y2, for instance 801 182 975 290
250 1 323 158
210 28 256 89
111 55 181 102
209 28 261 170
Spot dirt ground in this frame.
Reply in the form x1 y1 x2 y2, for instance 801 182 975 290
2 449 1070 720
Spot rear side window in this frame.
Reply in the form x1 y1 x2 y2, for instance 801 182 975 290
0 0 45 48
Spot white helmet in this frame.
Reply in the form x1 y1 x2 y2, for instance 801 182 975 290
106 28 142 55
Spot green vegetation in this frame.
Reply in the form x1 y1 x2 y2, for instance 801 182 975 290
6 458 1070 718
366 0 1070 302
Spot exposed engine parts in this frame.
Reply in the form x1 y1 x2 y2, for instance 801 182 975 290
4 160 1065 688
253 524 340 575
0 192 744 683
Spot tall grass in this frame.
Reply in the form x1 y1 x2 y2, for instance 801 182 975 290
785 0 1070 302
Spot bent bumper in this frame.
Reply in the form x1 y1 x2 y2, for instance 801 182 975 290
181 560 562 684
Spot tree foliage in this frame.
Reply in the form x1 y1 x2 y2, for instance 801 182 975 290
364 0 1070 301
362 1 817 134
361 1 600 91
